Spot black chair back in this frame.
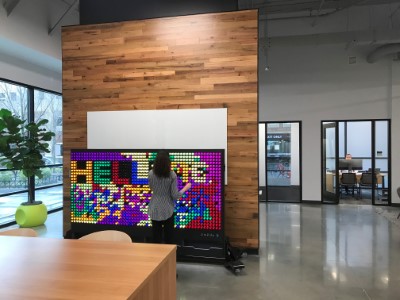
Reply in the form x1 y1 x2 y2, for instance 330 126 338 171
341 173 357 184
360 173 374 185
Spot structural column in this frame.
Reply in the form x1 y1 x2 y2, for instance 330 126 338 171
391 62 400 204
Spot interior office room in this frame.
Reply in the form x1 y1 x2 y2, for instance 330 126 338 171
1 0 400 299
321 120 391 205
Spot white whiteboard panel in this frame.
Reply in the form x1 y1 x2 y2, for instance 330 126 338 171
87 108 227 183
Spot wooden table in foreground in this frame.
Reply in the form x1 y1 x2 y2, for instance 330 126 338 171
0 236 176 300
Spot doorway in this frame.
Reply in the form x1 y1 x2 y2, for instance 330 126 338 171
321 120 391 205
264 122 302 202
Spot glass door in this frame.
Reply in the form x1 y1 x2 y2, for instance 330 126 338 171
373 120 390 205
265 122 301 202
322 122 339 204
347 121 373 204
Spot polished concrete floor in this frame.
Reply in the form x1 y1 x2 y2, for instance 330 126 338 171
2 202 400 299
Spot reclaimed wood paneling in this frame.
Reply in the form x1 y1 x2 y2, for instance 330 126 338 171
62 10 258 250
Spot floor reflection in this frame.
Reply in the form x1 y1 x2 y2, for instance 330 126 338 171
0 185 63 226
265 202 400 299
2 201 400 299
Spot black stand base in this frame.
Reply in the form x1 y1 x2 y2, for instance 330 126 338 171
177 241 226 264
225 237 246 274
225 260 245 274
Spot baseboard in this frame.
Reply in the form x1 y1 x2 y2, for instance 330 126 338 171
301 200 322 204
244 248 259 255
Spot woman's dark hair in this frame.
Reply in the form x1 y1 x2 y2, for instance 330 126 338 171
153 150 171 178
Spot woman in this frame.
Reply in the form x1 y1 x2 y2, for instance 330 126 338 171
148 150 191 243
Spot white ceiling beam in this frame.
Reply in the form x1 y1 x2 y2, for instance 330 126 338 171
311 0 326 27
3 0 20 16
48 0 79 36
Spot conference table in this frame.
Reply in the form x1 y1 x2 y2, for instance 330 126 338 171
0 236 176 299
325 172 385 193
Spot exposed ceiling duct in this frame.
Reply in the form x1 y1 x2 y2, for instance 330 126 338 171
367 43 400 63
239 0 400 19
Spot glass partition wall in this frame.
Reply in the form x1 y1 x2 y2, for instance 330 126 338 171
321 120 390 205
375 121 390 203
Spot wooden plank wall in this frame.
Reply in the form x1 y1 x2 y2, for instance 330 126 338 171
62 10 258 249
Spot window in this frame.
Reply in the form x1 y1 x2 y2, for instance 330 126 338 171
0 79 63 226
34 90 63 165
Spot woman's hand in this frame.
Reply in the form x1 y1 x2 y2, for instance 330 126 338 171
180 182 191 193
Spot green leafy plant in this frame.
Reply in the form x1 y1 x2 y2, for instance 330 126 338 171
0 108 55 203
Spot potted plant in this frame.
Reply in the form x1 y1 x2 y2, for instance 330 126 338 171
0 108 55 227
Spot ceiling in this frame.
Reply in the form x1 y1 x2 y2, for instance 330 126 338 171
2 0 77 31
4 0 400 25
0 0 399 77
2 0 399 34
239 0 400 17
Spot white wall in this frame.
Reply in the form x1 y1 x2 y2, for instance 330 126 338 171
0 0 79 92
0 56 61 91
260 44 394 201
259 4 399 202
0 0 78 58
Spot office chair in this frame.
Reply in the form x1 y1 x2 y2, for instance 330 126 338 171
358 173 376 199
340 172 358 198
0 228 38 237
79 230 132 243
